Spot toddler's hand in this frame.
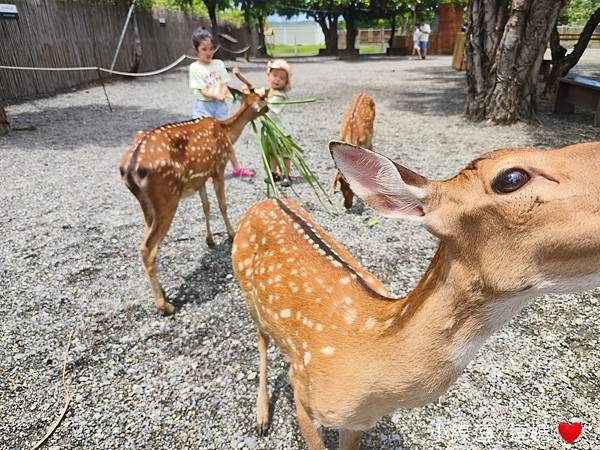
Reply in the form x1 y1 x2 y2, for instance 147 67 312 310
241 84 251 94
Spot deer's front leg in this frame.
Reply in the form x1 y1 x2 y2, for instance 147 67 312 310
339 429 363 450
256 329 270 436
198 184 215 247
212 171 235 242
292 385 326 450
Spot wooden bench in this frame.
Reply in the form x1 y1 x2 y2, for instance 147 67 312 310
553 76 600 127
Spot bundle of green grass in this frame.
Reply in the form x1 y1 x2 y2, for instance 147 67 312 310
252 107 333 209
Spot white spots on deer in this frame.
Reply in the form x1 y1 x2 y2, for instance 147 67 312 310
303 352 312 366
286 337 298 354
364 317 377 330
321 346 335 356
344 308 357 324
340 276 351 285
280 308 291 318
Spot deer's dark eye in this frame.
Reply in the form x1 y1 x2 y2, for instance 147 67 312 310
492 168 530 194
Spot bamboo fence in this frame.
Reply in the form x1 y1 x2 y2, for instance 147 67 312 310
0 0 251 103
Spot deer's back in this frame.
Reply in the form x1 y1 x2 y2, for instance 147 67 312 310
120 118 232 195
339 93 375 149
233 199 395 412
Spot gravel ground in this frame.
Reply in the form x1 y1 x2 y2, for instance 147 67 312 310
2 55 600 450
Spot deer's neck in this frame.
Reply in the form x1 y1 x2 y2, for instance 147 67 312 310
221 104 254 144
378 243 531 406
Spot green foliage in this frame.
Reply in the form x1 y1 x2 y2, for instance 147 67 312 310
152 0 208 16
222 8 245 26
266 43 324 56
439 0 467 5
119 0 247 22
559 0 600 25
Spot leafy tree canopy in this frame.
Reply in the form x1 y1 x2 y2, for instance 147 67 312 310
559 0 600 25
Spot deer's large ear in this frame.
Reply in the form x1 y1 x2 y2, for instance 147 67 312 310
329 141 429 220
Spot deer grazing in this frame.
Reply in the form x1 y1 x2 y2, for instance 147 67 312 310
332 93 375 209
120 69 267 314
232 140 600 449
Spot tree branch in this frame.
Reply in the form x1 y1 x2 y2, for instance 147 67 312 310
561 6 600 76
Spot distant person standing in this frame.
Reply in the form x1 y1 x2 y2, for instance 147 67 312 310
419 22 431 59
411 25 422 60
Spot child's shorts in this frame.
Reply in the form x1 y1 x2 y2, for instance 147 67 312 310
192 100 228 120
419 41 428 51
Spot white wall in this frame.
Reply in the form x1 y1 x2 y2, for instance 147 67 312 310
269 22 325 46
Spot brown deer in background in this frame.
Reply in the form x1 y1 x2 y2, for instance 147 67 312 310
120 69 267 314
233 140 600 449
332 93 375 209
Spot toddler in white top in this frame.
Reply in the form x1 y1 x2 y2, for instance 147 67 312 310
254 59 294 186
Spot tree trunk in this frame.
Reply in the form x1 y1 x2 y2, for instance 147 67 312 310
412 3 417 27
242 1 252 60
315 13 339 56
465 0 564 124
344 3 358 51
544 7 600 98
129 3 142 73
389 13 396 48
0 105 10 136
203 0 219 41
256 13 269 57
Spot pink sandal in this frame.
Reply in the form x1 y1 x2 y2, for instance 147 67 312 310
231 167 255 177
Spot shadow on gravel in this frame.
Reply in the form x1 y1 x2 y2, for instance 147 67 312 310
7 103 184 150
320 416 405 449
168 237 233 308
268 370 294 428
389 67 466 117
529 113 600 147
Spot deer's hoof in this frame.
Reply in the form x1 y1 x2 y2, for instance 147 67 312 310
256 419 270 437
160 302 176 315
206 236 216 248
156 288 176 315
